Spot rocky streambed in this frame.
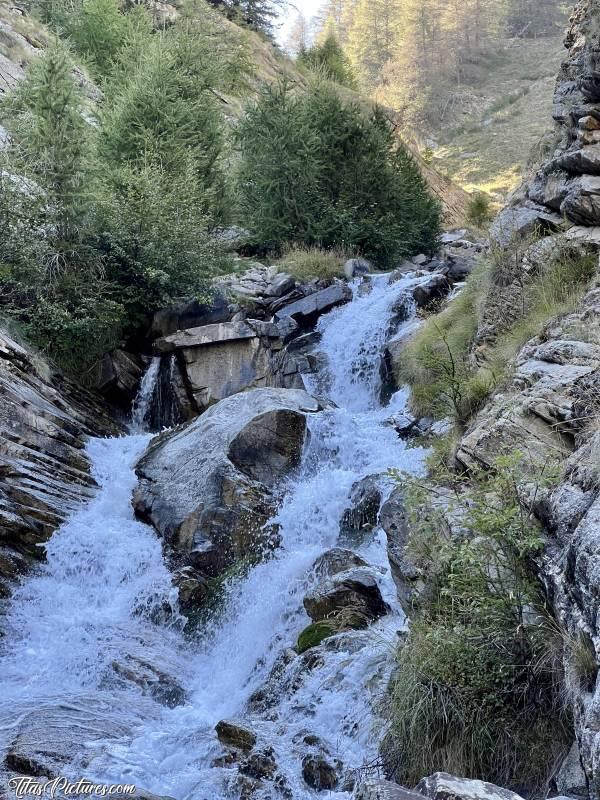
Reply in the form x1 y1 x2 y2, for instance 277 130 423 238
0 266 473 799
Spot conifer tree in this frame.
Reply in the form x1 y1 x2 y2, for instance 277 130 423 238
298 31 357 88
347 0 402 89
4 43 90 265
69 0 128 79
237 80 440 264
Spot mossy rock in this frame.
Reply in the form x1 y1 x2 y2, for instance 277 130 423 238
296 621 337 654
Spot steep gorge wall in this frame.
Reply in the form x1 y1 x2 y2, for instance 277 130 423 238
450 1 600 791
0 330 119 600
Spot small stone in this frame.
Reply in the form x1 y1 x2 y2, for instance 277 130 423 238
344 257 372 279
215 720 257 753
302 753 341 791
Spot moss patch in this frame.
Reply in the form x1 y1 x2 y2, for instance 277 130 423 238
296 621 338 653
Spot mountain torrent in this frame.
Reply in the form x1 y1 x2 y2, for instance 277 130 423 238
4 1 600 799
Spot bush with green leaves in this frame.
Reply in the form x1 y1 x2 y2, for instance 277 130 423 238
387 454 571 792
97 158 231 331
467 191 492 228
0 7 238 377
236 80 441 267
298 32 357 88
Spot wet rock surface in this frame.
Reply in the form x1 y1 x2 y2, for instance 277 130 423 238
0 330 119 598
215 720 257 753
134 388 321 601
303 567 390 626
301 751 342 791
415 773 525 800
152 320 305 419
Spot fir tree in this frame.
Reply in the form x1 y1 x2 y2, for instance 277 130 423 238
69 0 128 79
347 0 402 89
4 44 90 266
237 80 441 265
298 31 357 88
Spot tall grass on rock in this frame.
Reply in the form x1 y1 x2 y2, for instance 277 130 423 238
236 79 441 267
399 243 598 425
386 455 571 792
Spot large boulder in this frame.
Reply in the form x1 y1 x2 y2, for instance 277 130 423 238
339 476 383 542
0 330 118 597
150 294 232 339
379 487 421 611
354 782 423 800
153 320 304 416
554 143 600 175
5 703 130 780
134 388 322 585
303 567 390 625
415 773 525 800
489 204 562 248
274 283 352 328
412 274 451 308
561 175 600 224
96 348 145 407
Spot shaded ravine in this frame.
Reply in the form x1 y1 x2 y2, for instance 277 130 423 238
0 274 429 798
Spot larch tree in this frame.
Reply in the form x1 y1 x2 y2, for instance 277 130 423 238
347 0 402 90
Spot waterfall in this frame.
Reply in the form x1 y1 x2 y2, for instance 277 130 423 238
130 356 161 433
0 273 428 798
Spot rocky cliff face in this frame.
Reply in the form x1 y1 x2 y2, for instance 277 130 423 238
0 329 118 599
446 2 600 792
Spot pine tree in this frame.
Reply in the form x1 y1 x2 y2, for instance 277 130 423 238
236 80 441 264
99 26 229 222
69 0 127 79
504 0 565 37
287 11 308 55
205 0 284 35
316 0 358 46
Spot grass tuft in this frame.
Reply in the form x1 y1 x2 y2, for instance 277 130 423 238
275 245 348 282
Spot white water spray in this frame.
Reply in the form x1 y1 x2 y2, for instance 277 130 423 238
130 356 161 432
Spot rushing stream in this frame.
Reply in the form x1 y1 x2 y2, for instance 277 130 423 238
0 274 429 799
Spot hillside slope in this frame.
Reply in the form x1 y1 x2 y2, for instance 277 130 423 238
418 35 566 201
0 0 469 225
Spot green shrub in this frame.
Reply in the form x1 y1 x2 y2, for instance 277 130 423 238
398 265 485 422
69 0 128 79
0 9 237 377
236 79 441 267
97 158 231 331
99 29 229 223
466 192 492 228
387 455 571 791
276 246 346 281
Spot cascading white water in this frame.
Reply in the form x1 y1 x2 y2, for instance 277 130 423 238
130 356 161 432
0 273 429 799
